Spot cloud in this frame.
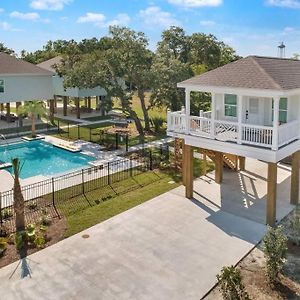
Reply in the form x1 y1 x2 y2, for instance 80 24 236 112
107 13 130 27
77 12 130 28
30 0 72 11
0 22 11 31
266 0 300 8
200 20 216 26
0 8 4 13
77 12 106 26
168 0 222 7
139 6 179 28
10 11 40 21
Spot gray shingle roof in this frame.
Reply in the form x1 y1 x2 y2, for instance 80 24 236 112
0 52 54 75
179 56 300 91
37 56 62 73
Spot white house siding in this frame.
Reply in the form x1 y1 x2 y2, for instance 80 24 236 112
53 75 107 98
288 95 300 122
0 75 53 103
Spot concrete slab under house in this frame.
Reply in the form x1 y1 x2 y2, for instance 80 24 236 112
167 55 300 226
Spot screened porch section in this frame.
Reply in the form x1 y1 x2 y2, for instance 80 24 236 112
167 93 300 150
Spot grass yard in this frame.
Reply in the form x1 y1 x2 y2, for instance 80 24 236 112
61 170 180 237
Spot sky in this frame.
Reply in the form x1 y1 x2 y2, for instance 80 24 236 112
1 0 300 57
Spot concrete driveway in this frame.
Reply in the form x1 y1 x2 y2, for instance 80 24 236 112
0 183 267 299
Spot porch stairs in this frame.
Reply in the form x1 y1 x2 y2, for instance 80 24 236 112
201 149 239 171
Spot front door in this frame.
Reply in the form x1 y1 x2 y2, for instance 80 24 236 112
246 97 261 124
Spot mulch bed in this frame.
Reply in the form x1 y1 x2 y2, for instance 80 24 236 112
0 216 67 269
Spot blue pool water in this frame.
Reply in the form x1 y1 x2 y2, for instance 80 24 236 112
0 140 96 179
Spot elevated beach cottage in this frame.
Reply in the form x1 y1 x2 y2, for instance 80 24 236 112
0 52 54 120
167 56 300 226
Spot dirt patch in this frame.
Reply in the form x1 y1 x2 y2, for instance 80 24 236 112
0 217 66 269
206 211 300 300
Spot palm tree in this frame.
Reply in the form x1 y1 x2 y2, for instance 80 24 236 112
12 158 25 232
18 101 48 138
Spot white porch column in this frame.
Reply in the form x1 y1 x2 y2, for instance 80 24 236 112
272 96 280 150
237 94 243 144
185 89 191 134
210 92 216 138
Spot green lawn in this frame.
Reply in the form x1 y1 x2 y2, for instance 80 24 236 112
62 171 180 237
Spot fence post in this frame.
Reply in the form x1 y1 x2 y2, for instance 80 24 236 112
149 150 153 170
81 169 85 194
126 134 129 152
57 119 60 134
52 178 60 218
107 162 110 185
130 157 133 177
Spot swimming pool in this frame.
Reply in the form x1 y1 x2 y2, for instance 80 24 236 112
0 140 96 179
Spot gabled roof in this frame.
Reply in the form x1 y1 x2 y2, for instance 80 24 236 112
37 56 62 73
179 56 300 91
0 52 54 76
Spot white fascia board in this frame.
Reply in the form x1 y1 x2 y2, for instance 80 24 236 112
177 84 286 98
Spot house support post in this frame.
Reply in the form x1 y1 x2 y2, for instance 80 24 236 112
16 102 22 127
182 139 186 186
267 162 277 226
63 96 68 116
290 151 300 205
49 99 55 123
76 97 80 119
6 103 11 122
238 156 246 171
215 151 223 184
210 93 216 138
87 97 91 110
184 144 194 199
0 103 3 112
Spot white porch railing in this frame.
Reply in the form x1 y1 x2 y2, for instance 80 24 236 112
190 116 211 137
167 111 300 149
167 111 186 133
214 120 238 142
278 120 300 147
241 124 273 147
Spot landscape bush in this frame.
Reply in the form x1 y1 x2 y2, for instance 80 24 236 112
263 225 288 284
217 265 250 300
289 206 300 246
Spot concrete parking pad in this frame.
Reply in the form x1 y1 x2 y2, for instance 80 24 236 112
0 184 266 300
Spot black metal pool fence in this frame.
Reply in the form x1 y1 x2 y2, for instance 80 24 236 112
0 145 170 232
0 120 152 151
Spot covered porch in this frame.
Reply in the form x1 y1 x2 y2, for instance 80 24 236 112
168 91 300 151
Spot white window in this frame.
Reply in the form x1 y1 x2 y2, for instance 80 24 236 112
224 94 237 117
272 98 288 124
0 80 3 93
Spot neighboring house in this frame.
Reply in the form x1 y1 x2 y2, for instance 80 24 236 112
38 56 107 119
167 55 300 226
0 52 54 121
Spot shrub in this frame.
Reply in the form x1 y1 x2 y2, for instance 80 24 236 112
34 235 46 249
0 237 7 257
217 265 250 300
151 117 164 133
1 208 13 220
0 225 9 237
289 206 300 246
39 209 51 226
26 224 36 244
263 225 288 284
27 200 38 210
